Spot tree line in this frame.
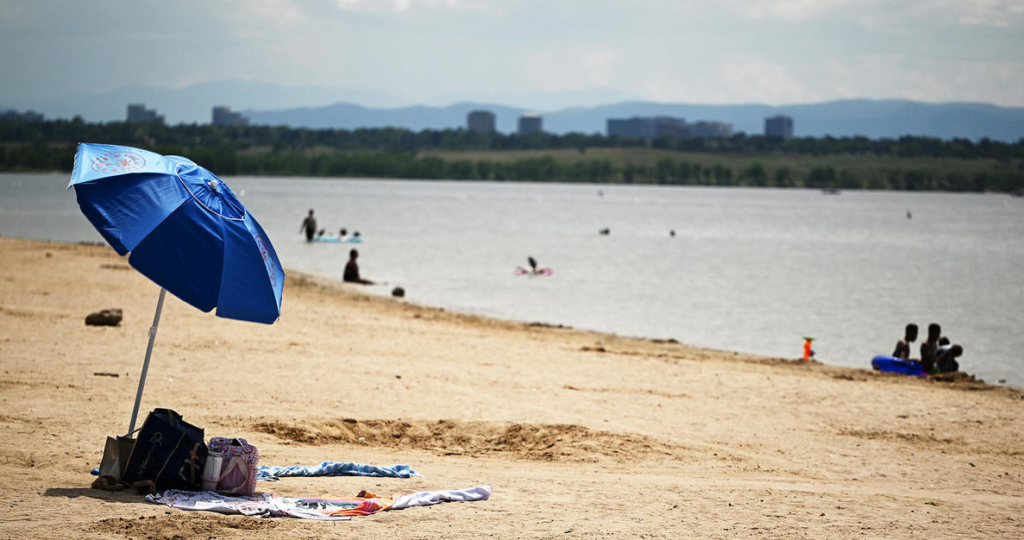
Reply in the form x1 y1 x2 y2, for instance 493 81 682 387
1 117 1023 192
4 116 1024 157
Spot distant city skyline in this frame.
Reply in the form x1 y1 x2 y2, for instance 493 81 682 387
1 0 1023 110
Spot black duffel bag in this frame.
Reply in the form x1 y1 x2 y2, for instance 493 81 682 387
122 408 208 493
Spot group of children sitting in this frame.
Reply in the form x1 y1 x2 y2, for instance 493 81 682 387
893 323 963 374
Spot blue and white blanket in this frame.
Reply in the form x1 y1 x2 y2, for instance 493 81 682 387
257 461 419 482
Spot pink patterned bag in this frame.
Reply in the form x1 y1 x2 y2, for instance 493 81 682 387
209 437 259 497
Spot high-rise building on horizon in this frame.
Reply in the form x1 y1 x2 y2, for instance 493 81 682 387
518 113 542 135
212 106 250 127
127 103 164 124
689 121 734 138
467 110 496 134
765 115 794 139
608 117 658 138
607 116 731 139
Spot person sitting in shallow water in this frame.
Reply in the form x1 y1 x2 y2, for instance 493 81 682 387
934 344 963 373
892 323 918 360
523 256 551 275
920 323 942 374
920 324 964 374
343 249 374 285
933 336 962 373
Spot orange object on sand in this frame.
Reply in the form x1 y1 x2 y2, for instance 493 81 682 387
802 336 815 361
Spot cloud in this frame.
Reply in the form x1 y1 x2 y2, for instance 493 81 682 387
715 58 822 104
726 0 1024 28
2 0 1023 108
332 0 472 13
216 0 317 34
522 46 620 92
912 0 1024 28
724 0 861 21
0 0 27 26
824 54 1024 105
610 50 1024 107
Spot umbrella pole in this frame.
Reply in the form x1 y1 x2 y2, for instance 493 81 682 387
127 288 167 436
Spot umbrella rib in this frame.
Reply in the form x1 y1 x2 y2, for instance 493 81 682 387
175 163 246 222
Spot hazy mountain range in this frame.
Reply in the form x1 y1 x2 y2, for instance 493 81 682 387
4 81 1023 141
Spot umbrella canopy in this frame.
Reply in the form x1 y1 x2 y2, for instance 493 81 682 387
69 143 285 434
69 143 284 323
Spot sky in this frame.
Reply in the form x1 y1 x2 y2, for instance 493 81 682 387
1 0 1023 108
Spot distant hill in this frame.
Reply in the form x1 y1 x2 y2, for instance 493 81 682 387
3 79 1023 141
247 99 1024 141
0 81 408 125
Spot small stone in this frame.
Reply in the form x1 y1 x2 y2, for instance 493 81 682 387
86 309 123 327
392 286 405 297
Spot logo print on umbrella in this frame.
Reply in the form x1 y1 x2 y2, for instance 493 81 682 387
91 151 146 174
255 235 276 286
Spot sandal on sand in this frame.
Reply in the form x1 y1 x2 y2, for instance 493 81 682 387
91 475 124 491
132 480 157 495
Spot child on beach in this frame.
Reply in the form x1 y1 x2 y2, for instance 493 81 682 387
934 344 963 373
892 323 918 360
920 323 942 374
920 324 966 374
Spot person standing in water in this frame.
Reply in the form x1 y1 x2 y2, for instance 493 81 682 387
344 249 375 285
299 209 317 242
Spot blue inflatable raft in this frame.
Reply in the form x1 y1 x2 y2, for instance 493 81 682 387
871 355 925 377
313 236 362 243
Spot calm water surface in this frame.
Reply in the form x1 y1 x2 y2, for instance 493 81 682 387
2 173 1022 387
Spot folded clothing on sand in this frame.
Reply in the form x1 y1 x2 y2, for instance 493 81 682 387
146 486 492 520
390 486 493 510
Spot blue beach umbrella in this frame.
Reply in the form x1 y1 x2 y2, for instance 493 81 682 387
68 143 285 434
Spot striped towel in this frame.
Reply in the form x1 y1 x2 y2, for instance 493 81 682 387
147 485 491 520
257 461 419 482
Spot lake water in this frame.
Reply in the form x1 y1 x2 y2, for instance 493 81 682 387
2 173 1022 387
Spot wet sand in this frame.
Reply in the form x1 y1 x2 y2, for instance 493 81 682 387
0 236 1022 539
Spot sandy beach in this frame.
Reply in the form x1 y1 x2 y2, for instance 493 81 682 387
0 236 1022 539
